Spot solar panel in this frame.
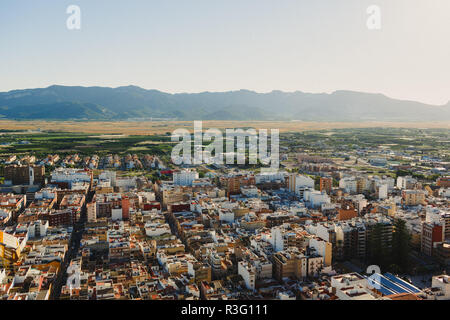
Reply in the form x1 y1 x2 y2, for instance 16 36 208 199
379 274 407 293
364 273 421 295
384 273 421 293
364 274 396 295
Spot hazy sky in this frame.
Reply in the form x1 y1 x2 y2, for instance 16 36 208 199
1 0 449 105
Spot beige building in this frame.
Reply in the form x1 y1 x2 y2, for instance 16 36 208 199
272 247 324 281
402 190 426 206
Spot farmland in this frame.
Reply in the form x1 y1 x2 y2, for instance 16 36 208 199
0 122 448 166
0 120 448 135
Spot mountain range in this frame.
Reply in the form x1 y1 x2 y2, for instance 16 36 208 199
0 85 448 121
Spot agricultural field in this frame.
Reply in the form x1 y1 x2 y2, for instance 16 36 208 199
0 132 174 158
0 124 448 170
0 120 448 135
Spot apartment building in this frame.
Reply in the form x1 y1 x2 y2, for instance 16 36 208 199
402 190 426 206
173 170 199 186
238 261 256 291
397 176 418 190
51 168 93 188
421 222 443 256
436 177 450 188
320 177 333 195
4 165 45 186
272 247 324 281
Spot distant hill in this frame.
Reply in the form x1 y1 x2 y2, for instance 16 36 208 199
0 85 448 121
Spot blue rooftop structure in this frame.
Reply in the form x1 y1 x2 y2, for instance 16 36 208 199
365 273 421 296
384 273 421 293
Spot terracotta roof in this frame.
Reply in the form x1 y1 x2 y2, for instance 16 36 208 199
386 293 422 300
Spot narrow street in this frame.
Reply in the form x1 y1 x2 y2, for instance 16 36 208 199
49 189 95 300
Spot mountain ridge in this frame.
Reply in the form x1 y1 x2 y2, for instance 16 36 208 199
0 85 448 121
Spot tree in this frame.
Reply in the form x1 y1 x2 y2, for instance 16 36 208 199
333 179 339 187
367 223 392 270
396 170 411 178
314 176 321 190
392 219 411 273
388 264 402 275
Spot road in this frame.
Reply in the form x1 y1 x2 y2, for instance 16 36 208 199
49 189 94 300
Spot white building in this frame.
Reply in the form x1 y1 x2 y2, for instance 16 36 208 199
287 174 314 194
253 259 272 279
137 192 156 203
27 220 49 238
439 188 450 198
309 237 332 266
111 208 123 221
331 273 367 289
34 189 56 200
241 186 259 198
145 222 172 238
430 275 450 300
219 210 234 223
98 171 116 187
115 177 137 191
396 176 417 190
378 184 388 200
335 285 377 300
255 172 286 184
173 170 199 186
373 176 395 190
271 227 284 252
425 206 442 224
304 190 330 208
339 177 357 194
313 224 333 242
238 261 256 291
51 168 91 187
295 175 315 188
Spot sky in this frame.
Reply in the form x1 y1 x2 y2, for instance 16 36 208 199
0 0 449 105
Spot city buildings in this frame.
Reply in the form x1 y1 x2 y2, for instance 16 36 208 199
0 141 448 301
4 165 45 186
173 170 199 186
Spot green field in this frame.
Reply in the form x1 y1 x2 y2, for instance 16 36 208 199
0 132 173 157
0 128 448 164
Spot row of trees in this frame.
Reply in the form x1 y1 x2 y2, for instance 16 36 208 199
396 169 440 182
